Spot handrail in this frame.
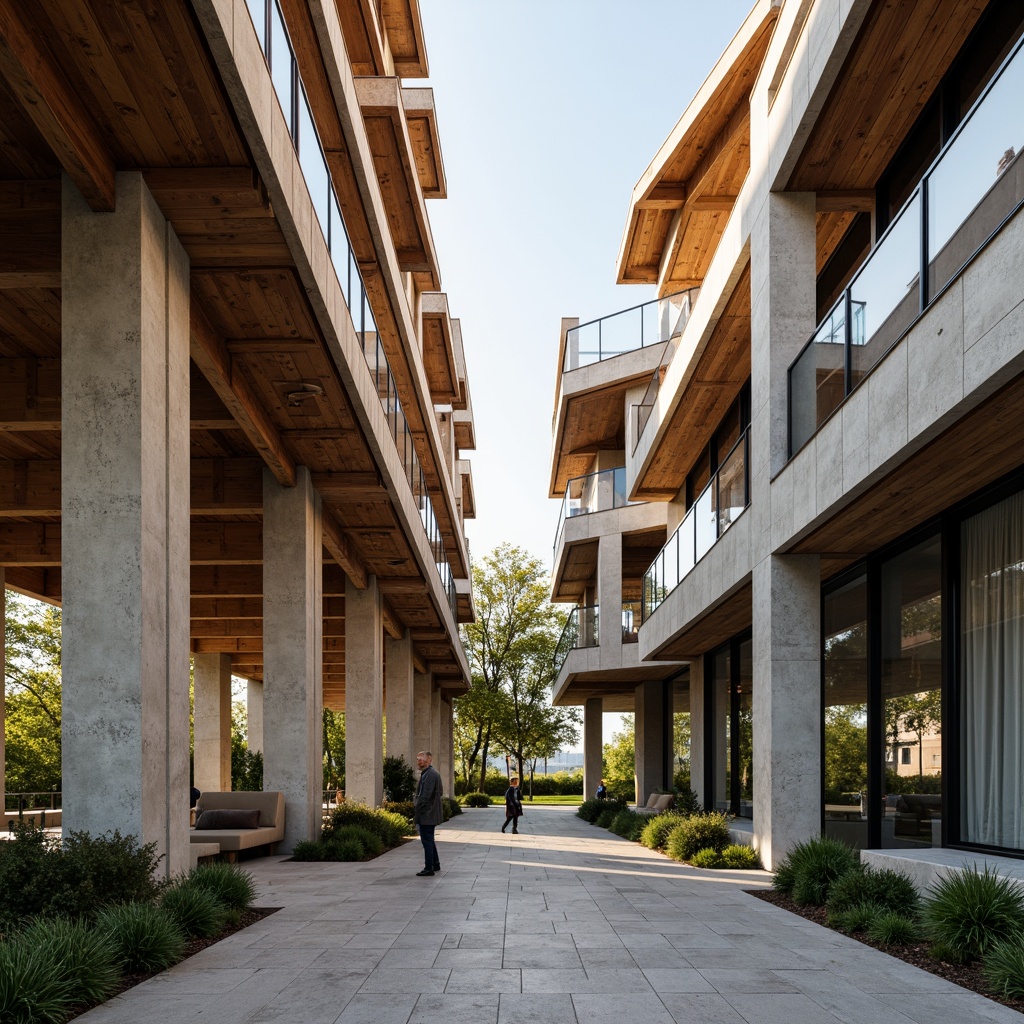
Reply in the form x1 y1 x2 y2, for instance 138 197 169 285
788 29 1024 458
643 429 750 620
553 466 632 556
553 605 600 674
564 288 699 372
245 0 456 618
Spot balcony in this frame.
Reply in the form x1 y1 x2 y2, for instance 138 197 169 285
789 33 1024 456
553 605 599 675
553 466 631 556
643 428 750 620
563 288 698 372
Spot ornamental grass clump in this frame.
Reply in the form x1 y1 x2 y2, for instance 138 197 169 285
983 934 1024 1001
826 865 919 919
182 862 257 912
866 910 919 946
291 839 324 862
690 847 724 868
18 917 119 1008
831 902 881 934
720 844 762 869
921 866 1024 964
609 808 647 841
95 903 186 975
0 940 71 1024
664 812 730 862
161 885 228 939
772 835 858 906
640 811 684 850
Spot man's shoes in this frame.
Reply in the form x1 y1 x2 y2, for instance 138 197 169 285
512 828 518 834
501 825 506 833
433 864 441 871
416 869 434 876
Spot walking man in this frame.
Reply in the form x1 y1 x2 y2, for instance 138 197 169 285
502 775 523 834
413 750 443 876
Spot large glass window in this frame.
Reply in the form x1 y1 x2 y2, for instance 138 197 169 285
961 490 1024 850
709 636 753 819
879 536 942 849
823 573 869 849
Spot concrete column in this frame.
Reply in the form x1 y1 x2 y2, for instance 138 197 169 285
263 467 323 851
438 693 453 797
413 672 432 758
384 631 415 770
635 679 669 805
584 697 603 800
247 679 264 754
430 687 441 762
597 533 622 666
61 173 190 880
688 659 707 806
752 553 821 869
1 571 5 810
193 653 232 792
345 574 383 807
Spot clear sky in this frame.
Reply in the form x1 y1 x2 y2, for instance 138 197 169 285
418 0 755 574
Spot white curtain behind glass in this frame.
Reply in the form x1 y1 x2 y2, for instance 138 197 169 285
962 490 1024 848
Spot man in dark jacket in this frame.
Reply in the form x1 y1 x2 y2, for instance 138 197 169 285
413 750 443 876
502 776 523 834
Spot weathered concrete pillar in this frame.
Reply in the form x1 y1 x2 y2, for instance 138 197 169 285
413 672 432 760
384 631 415 771
584 698 603 800
688 659 707 807
263 467 323 851
438 693 453 797
193 653 232 792
61 173 190 879
247 679 264 754
597 533 621 666
634 679 669 805
345 574 383 807
430 687 441 763
753 554 821 869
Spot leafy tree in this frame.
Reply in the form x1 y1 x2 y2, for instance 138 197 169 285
323 709 345 792
603 715 635 800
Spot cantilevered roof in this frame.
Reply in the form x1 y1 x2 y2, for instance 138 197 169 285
402 87 447 199
616 0 778 291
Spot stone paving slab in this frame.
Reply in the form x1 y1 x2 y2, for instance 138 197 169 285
75 805 1024 1024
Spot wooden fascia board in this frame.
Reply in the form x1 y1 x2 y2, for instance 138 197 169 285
380 0 428 77
450 317 467 408
0 4 115 211
401 86 447 198
419 291 459 402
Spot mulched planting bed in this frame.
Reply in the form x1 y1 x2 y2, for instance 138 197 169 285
749 888 1024 1015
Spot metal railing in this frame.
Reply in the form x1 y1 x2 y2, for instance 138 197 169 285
553 605 599 674
789 31 1024 456
564 288 699 372
553 467 631 555
4 791 61 812
245 0 457 618
643 429 750 620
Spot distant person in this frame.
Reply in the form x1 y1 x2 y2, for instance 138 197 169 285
190 786 201 809
596 779 608 800
502 776 523 834
413 750 443 876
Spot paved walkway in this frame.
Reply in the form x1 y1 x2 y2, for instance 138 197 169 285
79 805 1024 1024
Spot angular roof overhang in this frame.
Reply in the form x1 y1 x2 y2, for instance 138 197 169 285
420 291 460 403
457 459 475 519
402 87 446 199
616 0 778 291
381 0 429 77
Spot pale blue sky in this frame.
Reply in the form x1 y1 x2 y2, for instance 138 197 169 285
419 0 754 572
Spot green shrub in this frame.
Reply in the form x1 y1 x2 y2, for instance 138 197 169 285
867 911 919 945
640 811 684 850
161 885 228 939
772 835 858 906
831 902 882 934
609 809 646 840
95 903 186 974
331 838 366 862
291 840 324 862
577 799 604 823
0 939 71 1024
826 865 919 918
921 866 1024 964
595 807 620 828
691 847 724 868
664 812 731 862
462 792 492 807
675 788 701 815
442 797 462 819
383 755 416 802
182 862 257 911
323 804 410 847
334 826 383 858
720 844 762 869
19 917 119 1008
983 934 1024 1000
383 800 415 821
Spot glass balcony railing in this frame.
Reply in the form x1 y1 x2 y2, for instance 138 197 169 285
245 0 457 618
621 601 641 643
564 288 699 372
553 605 600 675
553 467 632 555
643 429 750 620
789 32 1024 456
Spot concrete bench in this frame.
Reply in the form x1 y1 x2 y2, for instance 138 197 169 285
190 791 285 862
636 793 676 816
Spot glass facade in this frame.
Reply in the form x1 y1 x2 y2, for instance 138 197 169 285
708 635 753 819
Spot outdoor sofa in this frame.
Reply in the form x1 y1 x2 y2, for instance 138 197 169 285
189 790 285 861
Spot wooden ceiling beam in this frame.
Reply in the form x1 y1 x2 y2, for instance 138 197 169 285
321 509 368 590
0 5 115 211
191 597 263 619
381 597 403 640
684 104 750 208
815 190 875 213
312 471 385 502
190 300 296 488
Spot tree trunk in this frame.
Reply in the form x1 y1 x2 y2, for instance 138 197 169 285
478 726 492 792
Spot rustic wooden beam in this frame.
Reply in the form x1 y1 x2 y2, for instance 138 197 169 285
321 510 368 590
190 301 297 487
190 565 262 598
0 5 115 211
190 597 263 619
685 104 750 207
815 190 875 213
190 522 263 565
381 597 403 640
0 356 60 431
311 471 385 502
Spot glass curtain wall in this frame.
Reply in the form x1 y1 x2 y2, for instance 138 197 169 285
880 536 942 849
961 490 1024 850
709 635 753 819
823 574 869 849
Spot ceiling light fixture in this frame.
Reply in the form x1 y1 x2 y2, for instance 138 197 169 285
283 382 324 406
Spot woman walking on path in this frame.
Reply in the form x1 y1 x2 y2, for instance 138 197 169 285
501 775 523 834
